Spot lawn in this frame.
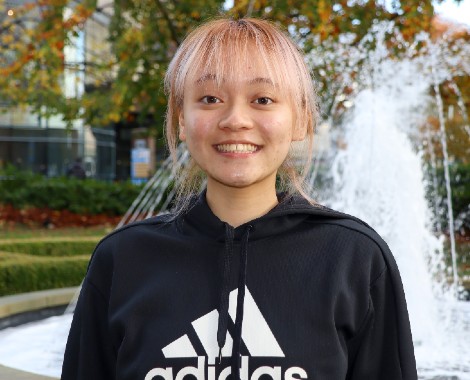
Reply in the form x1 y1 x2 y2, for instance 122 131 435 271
0 225 112 241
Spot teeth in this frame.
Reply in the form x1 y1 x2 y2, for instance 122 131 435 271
216 144 258 153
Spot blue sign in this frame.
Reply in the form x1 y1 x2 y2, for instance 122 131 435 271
131 148 150 184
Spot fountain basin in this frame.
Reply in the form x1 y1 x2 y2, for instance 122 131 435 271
0 287 78 380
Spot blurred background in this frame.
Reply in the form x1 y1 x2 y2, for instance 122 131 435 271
0 0 469 379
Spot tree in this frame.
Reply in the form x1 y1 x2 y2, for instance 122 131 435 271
0 1 94 118
0 0 450 134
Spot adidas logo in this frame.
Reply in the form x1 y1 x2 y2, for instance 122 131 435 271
145 287 308 380
163 287 284 362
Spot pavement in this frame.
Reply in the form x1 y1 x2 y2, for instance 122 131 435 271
0 287 79 380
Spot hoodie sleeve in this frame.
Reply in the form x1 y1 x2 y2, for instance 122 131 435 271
61 235 117 380
346 265 417 380
60 278 116 380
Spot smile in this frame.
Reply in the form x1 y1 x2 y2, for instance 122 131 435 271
216 144 259 153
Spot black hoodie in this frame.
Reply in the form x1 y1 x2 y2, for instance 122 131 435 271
61 192 417 380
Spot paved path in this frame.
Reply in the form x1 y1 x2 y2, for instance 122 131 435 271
0 365 57 380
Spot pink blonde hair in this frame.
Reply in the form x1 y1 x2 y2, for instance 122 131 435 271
164 18 318 209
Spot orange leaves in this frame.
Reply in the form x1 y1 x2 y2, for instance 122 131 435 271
1 33 14 45
36 0 67 7
55 40 64 50
74 3 94 18
63 11 90 30
317 0 332 24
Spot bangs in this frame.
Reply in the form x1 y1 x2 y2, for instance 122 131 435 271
185 40 284 93
170 19 311 112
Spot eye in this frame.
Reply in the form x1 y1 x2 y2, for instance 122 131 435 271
201 96 221 104
254 97 273 105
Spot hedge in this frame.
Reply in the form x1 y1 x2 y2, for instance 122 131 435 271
0 240 98 257
0 253 89 296
0 165 144 216
0 239 97 296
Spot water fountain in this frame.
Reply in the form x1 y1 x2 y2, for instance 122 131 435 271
0 22 469 379
312 22 470 378
324 59 470 378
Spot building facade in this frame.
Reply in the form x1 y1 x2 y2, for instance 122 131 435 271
0 0 117 180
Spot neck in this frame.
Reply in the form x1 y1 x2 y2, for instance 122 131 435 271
206 181 279 228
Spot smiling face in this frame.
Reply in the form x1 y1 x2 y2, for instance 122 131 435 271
178 57 303 194
164 19 318 209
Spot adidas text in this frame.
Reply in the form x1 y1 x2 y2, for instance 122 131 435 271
145 356 308 380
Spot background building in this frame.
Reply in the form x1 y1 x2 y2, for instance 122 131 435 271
0 0 117 180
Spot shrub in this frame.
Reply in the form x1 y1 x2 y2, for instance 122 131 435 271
0 253 90 296
0 165 144 216
0 240 98 257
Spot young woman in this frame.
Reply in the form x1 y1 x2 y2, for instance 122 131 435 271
61 18 417 380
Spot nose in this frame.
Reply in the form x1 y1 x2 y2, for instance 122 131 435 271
218 103 253 131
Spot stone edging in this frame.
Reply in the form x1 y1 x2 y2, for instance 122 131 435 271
0 287 79 380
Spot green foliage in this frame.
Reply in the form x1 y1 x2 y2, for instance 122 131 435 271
0 226 108 240
0 165 41 198
0 253 89 296
0 228 99 296
450 164 470 217
0 240 98 257
0 166 143 216
0 257 89 296
443 238 470 280
425 162 470 233
1 0 441 132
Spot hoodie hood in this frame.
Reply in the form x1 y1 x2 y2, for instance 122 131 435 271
175 191 369 380
176 191 364 242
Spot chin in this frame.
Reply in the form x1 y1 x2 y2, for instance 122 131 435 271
223 179 255 188
212 175 257 189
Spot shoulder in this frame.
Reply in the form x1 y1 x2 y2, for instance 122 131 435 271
288 198 397 282
98 213 176 247
314 211 389 254
276 194 391 255
299 206 406 298
83 213 178 295
87 213 177 270
286 195 388 252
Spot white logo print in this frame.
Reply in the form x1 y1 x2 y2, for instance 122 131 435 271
145 287 308 380
162 287 284 363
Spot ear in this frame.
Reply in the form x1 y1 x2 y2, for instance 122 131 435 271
178 111 186 141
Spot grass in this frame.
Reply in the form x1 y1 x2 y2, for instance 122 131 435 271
0 225 112 241
0 241 99 256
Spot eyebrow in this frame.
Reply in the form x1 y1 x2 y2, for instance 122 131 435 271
195 74 217 84
248 77 274 86
194 74 275 86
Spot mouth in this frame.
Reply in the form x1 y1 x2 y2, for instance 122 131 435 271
215 143 259 153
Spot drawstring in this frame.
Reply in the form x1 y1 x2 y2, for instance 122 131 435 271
231 225 251 379
217 224 235 360
217 224 252 380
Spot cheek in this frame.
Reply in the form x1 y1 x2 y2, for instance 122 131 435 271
263 118 295 145
183 116 216 152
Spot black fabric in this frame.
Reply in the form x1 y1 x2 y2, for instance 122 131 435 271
61 192 418 380
231 225 251 379
217 224 235 359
